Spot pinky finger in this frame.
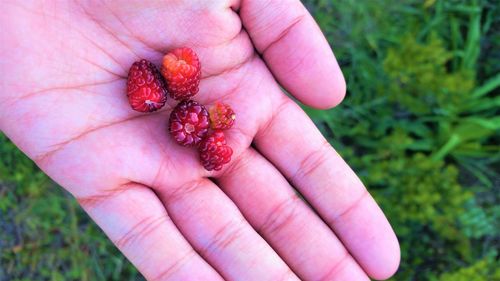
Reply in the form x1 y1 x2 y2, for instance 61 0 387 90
77 183 223 281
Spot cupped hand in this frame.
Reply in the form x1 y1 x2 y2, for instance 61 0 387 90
0 1 399 280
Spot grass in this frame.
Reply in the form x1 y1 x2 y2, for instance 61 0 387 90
0 134 142 281
1 0 500 280
303 0 500 279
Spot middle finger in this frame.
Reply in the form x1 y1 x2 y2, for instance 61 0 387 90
155 178 299 281
216 148 370 281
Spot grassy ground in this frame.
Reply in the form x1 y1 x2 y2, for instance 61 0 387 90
1 0 500 280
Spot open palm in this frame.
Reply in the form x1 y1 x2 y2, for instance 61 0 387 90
1 1 399 280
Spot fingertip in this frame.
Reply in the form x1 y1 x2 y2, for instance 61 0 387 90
369 233 400 280
362 206 401 281
331 193 401 280
330 73 347 107
305 72 346 110
362 212 401 280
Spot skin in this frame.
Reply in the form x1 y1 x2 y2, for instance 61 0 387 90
0 1 400 280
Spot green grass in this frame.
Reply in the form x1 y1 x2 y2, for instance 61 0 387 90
0 134 142 281
1 0 500 280
304 0 500 279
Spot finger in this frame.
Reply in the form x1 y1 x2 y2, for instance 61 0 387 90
155 179 299 281
239 0 345 109
78 183 223 281
254 94 400 280
216 148 370 281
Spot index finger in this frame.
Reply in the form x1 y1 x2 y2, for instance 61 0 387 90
254 89 401 280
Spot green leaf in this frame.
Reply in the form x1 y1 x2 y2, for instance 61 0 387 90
472 73 500 98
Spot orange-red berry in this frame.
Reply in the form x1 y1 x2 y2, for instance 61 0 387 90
209 102 236 130
161 47 201 100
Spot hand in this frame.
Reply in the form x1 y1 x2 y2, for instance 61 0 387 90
0 1 399 280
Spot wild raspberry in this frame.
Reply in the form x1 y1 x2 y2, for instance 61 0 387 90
169 100 209 146
209 102 236 130
161 47 201 100
127 59 167 112
198 130 233 171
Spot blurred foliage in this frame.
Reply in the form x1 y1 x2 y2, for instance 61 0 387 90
1 0 500 280
0 134 142 281
436 252 500 281
383 34 475 114
305 0 499 280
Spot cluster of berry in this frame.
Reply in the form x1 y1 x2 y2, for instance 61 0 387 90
126 47 235 171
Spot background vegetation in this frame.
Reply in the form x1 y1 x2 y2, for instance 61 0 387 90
1 0 499 280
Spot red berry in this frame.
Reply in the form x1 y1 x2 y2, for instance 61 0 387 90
127 59 167 112
169 100 209 146
161 47 201 100
198 130 233 171
209 102 236 130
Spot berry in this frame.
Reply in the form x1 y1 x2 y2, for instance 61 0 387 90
198 130 233 171
169 100 209 146
161 47 201 100
209 102 236 130
127 59 167 112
